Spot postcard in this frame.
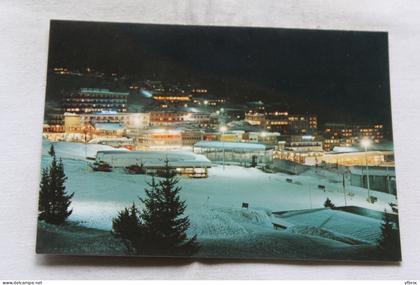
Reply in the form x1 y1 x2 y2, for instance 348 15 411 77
36 20 401 261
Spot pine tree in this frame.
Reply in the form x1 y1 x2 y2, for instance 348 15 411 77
377 210 401 260
38 155 74 225
38 167 51 221
324 197 335 209
112 203 143 253
112 160 199 256
48 144 55 157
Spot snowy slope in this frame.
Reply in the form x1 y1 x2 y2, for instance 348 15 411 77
38 141 399 257
42 139 128 160
273 208 383 244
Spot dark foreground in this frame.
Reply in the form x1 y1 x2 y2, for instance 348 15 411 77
36 222 397 262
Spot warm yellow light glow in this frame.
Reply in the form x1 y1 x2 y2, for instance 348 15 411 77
361 138 371 148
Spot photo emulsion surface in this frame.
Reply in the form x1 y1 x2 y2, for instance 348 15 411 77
36 20 401 261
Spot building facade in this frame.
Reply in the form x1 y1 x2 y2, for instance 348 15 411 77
350 166 396 195
63 88 128 114
194 141 274 166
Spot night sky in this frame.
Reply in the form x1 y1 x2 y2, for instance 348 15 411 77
47 20 392 129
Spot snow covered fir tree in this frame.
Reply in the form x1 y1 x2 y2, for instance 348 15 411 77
38 144 74 225
112 160 199 256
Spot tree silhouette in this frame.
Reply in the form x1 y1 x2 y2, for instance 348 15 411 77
113 160 199 256
377 210 401 260
38 154 74 225
324 197 335 209
48 144 55 157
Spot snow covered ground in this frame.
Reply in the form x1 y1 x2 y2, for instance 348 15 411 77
273 208 383 244
38 140 399 259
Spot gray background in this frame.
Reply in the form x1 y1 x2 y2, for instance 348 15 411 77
0 0 419 279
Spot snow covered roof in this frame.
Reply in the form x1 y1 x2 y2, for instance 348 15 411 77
194 141 272 151
96 150 212 168
248 132 281 137
88 137 133 144
325 150 393 156
94 123 124 131
332 142 394 153
332 146 360 153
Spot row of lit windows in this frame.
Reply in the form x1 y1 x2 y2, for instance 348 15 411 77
65 108 127 112
64 104 126 108
153 96 191 101
65 99 126 103
70 94 128 99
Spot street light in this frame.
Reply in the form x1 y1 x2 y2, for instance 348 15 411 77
219 126 227 170
361 138 371 201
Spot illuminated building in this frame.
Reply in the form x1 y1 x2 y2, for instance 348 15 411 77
149 110 213 127
95 150 212 178
220 131 244 142
52 67 70 75
183 112 212 127
305 150 394 167
192 97 226 106
245 132 281 146
350 166 396 194
191 88 208 94
149 111 188 126
357 124 384 143
64 112 150 131
135 129 183 150
244 111 266 125
63 88 128 113
323 123 357 151
193 141 274 166
265 112 289 127
273 135 324 164
63 113 83 133
245 111 317 135
80 112 150 129
181 130 204 146
45 112 65 133
287 114 318 135
322 123 384 151
152 94 191 102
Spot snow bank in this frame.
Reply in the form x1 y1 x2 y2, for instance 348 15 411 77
277 208 383 244
189 207 272 239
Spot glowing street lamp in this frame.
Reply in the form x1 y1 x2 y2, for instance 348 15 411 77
361 138 371 201
219 126 227 169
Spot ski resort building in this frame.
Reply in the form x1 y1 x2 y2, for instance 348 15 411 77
304 150 394 166
134 129 183 150
63 88 129 114
193 141 274 166
63 112 150 134
88 137 136 150
350 166 396 195
95 150 212 178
